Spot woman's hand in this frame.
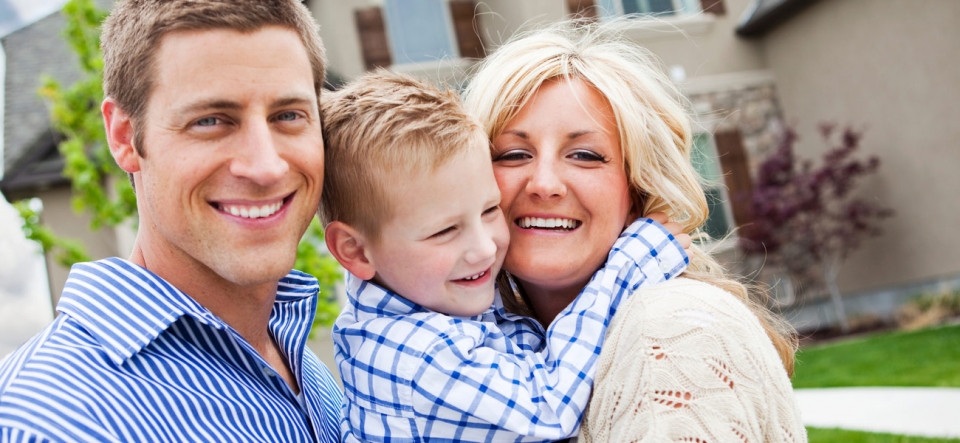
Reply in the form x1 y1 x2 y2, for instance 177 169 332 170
646 212 692 253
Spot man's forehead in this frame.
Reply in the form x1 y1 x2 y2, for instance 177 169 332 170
147 26 316 109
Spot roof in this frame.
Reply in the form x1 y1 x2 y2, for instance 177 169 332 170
736 0 819 37
1 10 80 200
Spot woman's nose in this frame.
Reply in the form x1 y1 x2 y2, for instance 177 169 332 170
525 158 566 199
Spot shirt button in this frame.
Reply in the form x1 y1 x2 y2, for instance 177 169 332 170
262 366 276 377
659 259 674 275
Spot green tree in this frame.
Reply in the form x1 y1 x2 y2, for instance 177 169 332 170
14 0 342 331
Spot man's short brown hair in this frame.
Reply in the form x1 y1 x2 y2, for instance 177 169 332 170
320 71 488 242
101 0 326 156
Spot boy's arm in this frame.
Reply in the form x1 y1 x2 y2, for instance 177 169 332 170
411 218 688 439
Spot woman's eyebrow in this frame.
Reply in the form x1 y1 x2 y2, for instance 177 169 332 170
502 129 528 139
568 130 597 139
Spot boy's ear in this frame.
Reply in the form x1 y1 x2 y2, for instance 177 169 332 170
325 221 377 280
102 97 141 173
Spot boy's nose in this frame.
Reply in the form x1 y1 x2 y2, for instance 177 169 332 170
464 228 498 266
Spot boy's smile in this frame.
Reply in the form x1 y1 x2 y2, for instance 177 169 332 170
365 143 509 317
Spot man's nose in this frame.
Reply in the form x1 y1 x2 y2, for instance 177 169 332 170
229 121 289 186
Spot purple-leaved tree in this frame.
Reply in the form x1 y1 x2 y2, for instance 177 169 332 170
739 124 894 332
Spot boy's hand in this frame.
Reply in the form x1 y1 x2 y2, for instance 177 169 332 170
646 212 692 253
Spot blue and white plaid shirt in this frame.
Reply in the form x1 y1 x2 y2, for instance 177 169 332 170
0 258 342 442
334 218 689 442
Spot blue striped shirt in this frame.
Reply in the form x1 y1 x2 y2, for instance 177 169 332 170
334 218 689 442
0 258 342 442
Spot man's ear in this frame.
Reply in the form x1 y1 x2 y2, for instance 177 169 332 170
324 221 377 280
102 97 141 173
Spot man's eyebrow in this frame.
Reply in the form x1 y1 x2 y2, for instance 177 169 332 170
272 95 318 108
175 99 243 116
173 95 317 117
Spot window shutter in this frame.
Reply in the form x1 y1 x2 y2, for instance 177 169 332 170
449 1 485 59
699 0 726 15
567 0 598 20
714 129 753 234
355 7 392 70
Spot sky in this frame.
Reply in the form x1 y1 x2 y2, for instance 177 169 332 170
0 0 69 359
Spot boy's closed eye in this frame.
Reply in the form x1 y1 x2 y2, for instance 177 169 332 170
429 226 457 240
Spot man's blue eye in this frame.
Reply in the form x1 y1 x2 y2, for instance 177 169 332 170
277 112 299 121
196 117 218 126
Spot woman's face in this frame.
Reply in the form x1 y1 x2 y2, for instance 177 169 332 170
492 78 634 302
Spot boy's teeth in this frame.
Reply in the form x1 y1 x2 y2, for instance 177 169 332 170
463 271 485 281
220 201 283 219
519 217 580 230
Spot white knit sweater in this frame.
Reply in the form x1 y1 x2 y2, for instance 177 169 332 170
580 278 807 442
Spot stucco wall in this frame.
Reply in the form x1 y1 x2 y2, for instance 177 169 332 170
36 187 120 308
760 0 960 296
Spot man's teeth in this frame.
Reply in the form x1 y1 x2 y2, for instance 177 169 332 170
220 201 283 219
463 271 486 281
518 217 580 230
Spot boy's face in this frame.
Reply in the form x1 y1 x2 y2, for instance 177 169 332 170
366 144 509 317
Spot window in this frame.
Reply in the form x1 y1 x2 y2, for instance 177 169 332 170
691 133 734 241
383 0 456 64
355 0 484 70
596 0 702 17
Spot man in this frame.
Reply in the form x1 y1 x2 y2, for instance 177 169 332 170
0 1 341 441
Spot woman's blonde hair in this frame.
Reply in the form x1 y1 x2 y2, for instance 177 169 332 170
463 21 798 375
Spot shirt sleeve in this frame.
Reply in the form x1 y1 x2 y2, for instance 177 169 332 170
409 218 689 439
0 427 58 443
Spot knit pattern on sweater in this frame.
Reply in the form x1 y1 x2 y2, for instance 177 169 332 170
581 278 807 443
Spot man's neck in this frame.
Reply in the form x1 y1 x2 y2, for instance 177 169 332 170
129 241 300 393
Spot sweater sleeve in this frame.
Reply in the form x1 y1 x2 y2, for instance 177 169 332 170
580 278 807 443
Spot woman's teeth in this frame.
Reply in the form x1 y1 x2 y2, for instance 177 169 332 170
219 201 283 219
518 217 581 230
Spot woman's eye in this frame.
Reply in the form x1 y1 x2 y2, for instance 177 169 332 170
492 149 531 162
570 150 610 163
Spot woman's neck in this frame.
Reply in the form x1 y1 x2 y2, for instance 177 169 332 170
519 280 584 327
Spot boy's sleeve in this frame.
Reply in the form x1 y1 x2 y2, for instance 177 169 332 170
409 218 688 440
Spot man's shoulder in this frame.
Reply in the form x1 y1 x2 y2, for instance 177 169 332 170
0 314 101 390
0 315 115 440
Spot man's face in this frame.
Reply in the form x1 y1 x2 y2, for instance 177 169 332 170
133 26 323 288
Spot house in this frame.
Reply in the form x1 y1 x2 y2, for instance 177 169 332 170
1 9 126 310
5 0 957 333
305 0 960 331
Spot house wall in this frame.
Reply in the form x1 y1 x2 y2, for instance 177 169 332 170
36 186 121 308
760 0 960 297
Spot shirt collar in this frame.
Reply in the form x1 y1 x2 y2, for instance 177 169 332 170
56 257 319 365
344 272 493 322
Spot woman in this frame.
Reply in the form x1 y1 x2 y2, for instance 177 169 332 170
463 23 806 442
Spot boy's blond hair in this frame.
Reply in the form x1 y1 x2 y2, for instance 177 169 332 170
320 71 488 242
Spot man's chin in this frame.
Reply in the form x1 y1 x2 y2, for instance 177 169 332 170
211 255 297 288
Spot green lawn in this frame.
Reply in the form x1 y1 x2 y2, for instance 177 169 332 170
792 323 960 389
808 428 960 443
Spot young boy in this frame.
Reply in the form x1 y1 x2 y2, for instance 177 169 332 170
321 71 689 442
